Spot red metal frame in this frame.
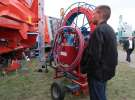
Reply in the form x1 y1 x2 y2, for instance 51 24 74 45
63 7 95 32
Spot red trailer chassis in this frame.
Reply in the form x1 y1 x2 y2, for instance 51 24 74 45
0 0 38 72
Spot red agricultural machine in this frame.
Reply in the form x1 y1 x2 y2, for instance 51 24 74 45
0 0 39 73
51 2 95 100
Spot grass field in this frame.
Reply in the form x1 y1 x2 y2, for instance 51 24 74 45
0 58 135 100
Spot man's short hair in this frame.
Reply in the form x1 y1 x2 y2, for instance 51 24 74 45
96 5 111 21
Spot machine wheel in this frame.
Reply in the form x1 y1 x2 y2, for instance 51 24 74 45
51 81 65 100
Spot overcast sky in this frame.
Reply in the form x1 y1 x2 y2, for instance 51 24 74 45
44 0 135 31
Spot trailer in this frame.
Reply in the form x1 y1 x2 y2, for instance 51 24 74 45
0 0 39 72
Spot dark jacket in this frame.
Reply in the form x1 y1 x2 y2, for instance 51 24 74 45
123 39 134 51
80 22 118 81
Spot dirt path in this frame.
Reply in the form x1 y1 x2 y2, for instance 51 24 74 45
118 50 135 68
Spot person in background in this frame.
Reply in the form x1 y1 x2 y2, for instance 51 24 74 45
123 36 134 62
80 5 118 100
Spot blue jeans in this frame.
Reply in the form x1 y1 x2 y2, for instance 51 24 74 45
88 78 107 100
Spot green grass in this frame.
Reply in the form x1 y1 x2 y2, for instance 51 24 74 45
0 59 135 100
107 62 135 100
0 59 53 100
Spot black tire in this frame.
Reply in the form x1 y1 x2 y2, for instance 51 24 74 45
51 81 65 100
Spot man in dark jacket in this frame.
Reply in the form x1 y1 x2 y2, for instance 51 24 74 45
80 5 118 100
123 37 134 62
